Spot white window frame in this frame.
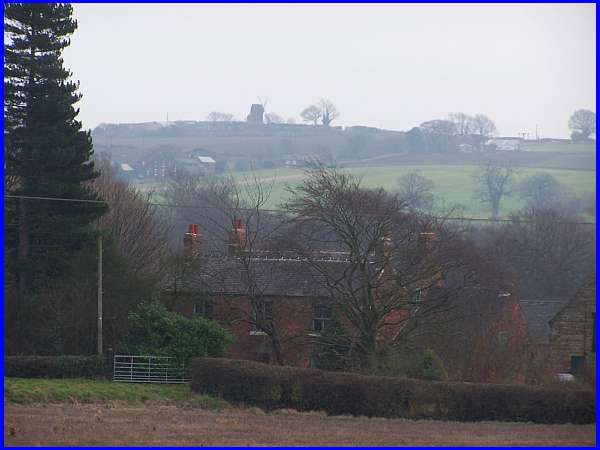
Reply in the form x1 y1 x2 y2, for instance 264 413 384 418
312 304 333 333
250 300 273 335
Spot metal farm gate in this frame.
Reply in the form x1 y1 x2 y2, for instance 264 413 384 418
113 355 189 384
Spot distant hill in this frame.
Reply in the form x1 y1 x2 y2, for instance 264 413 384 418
91 120 407 172
92 119 595 182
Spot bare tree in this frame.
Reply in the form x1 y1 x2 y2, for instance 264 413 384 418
568 109 596 140
517 172 568 210
265 112 285 124
488 207 595 300
206 111 235 122
397 173 435 211
283 162 471 372
420 119 456 136
448 112 475 136
317 98 340 126
93 155 172 278
300 104 322 125
471 114 497 150
169 171 302 365
473 159 515 219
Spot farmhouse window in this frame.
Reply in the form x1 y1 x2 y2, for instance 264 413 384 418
251 300 273 334
313 304 332 332
193 298 213 320
412 289 422 303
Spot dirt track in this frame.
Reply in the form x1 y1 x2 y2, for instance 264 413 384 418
4 403 596 446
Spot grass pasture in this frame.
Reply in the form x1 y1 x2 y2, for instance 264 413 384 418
230 165 596 218
4 377 228 410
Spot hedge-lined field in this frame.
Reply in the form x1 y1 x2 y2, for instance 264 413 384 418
4 377 228 410
190 358 595 424
232 165 596 216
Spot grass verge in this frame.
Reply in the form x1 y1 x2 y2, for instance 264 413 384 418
4 377 229 411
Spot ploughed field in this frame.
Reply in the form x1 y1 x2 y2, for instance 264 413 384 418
4 403 596 446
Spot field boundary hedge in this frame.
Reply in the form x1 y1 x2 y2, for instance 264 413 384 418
190 358 595 424
5 355 110 379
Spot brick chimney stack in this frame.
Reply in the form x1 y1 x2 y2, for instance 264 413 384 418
228 218 247 256
418 231 436 255
183 223 201 258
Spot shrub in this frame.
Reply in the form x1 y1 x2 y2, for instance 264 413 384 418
5 355 109 379
126 301 234 365
190 358 595 424
417 349 448 381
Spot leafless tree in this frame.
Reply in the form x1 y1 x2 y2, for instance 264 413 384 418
283 161 472 372
93 155 172 278
420 119 456 136
300 104 322 125
448 112 475 136
265 112 285 124
517 172 568 210
167 170 301 365
488 207 595 300
397 173 435 211
317 98 340 126
568 109 596 140
471 114 497 150
473 159 515 219
206 111 235 122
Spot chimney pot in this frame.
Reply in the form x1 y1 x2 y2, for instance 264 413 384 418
184 223 201 258
228 218 247 256
418 231 436 254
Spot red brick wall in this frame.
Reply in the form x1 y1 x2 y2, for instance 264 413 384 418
178 294 317 367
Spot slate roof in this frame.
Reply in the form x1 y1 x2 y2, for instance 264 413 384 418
520 299 568 343
174 255 353 298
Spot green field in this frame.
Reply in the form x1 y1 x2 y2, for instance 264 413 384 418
4 377 228 409
229 165 596 218
135 163 595 220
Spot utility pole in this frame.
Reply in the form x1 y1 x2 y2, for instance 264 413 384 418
535 124 539 141
97 232 103 355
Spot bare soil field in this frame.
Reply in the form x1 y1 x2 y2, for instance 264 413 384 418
4 403 596 446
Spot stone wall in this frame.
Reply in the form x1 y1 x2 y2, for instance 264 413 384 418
548 282 595 375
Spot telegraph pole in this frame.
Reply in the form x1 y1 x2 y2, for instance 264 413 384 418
97 233 103 355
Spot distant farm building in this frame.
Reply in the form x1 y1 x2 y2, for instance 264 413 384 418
118 163 137 181
521 280 596 379
488 138 521 151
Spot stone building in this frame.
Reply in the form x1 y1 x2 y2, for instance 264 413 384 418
547 281 596 376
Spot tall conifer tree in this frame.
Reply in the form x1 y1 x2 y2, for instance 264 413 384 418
4 3 106 293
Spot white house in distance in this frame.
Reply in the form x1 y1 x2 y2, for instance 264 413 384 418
487 138 521 151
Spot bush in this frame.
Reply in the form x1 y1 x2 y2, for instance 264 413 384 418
190 358 595 424
5 355 109 379
126 301 234 365
417 349 448 381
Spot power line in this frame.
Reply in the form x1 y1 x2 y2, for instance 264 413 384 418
3 194 597 226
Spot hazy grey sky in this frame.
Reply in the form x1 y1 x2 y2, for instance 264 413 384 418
64 3 595 137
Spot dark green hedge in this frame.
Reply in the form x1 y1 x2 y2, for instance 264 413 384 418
5 355 110 379
190 358 595 424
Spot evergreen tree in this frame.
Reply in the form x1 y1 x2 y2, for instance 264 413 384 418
4 3 106 293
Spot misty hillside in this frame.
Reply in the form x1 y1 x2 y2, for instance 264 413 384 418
92 118 595 175
91 120 406 171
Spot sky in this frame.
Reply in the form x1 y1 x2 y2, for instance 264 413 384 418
64 3 596 138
